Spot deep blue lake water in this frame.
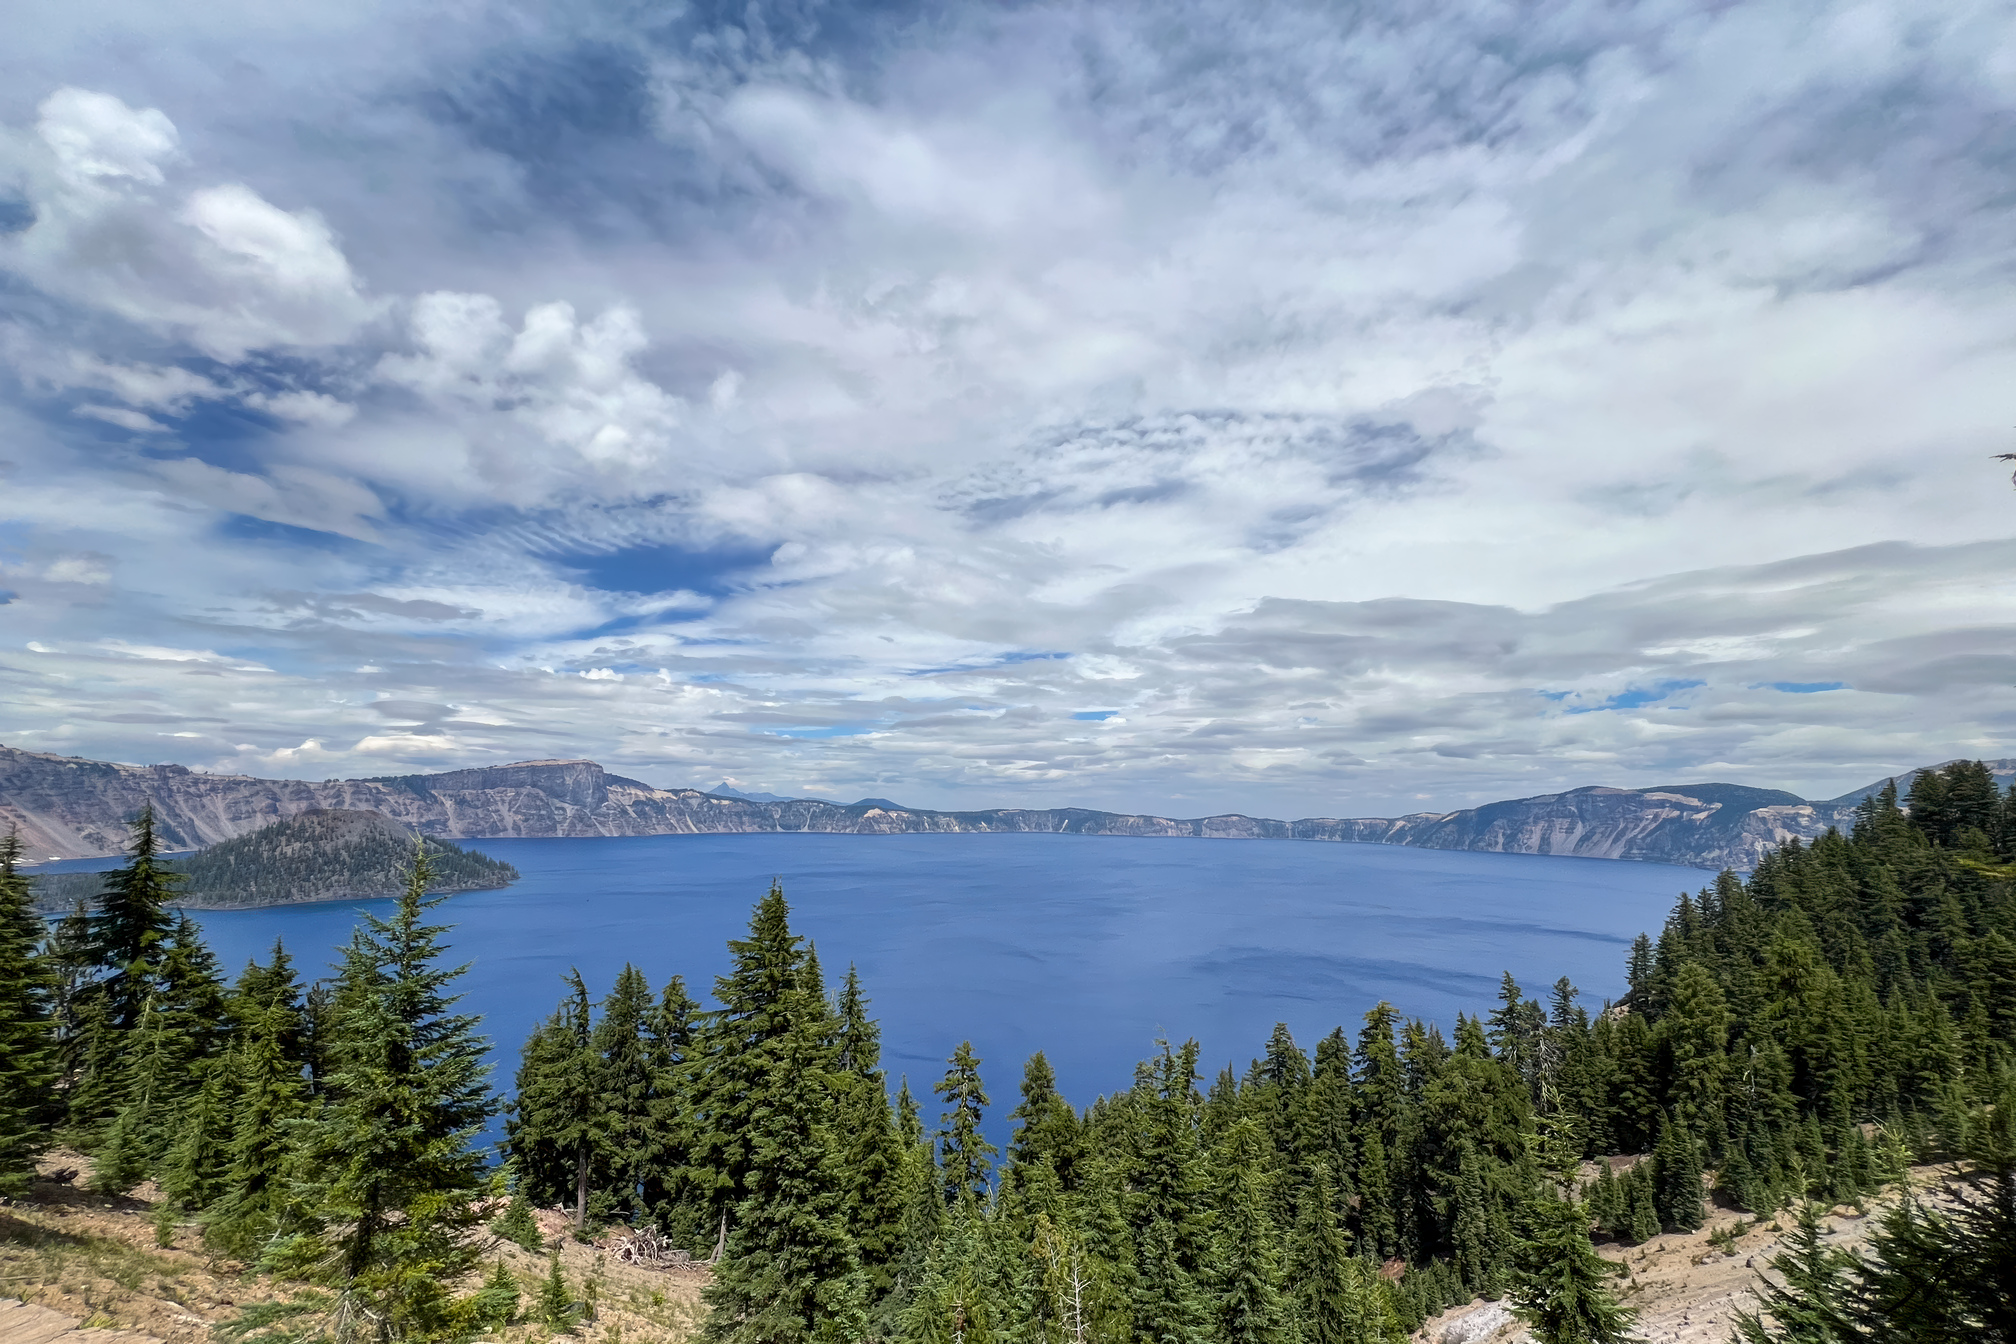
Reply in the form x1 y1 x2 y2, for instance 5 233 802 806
145 833 1697 1136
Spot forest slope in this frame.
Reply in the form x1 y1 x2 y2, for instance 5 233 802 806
26 809 517 908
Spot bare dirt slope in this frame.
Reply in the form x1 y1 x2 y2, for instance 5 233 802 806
0 1152 705 1344
1417 1164 1959 1344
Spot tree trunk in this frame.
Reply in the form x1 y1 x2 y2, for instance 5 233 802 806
574 1144 589 1228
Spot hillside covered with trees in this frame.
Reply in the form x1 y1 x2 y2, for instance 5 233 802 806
27 808 518 909
1 762 2012 1343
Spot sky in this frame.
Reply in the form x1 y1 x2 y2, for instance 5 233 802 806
2 0 2015 819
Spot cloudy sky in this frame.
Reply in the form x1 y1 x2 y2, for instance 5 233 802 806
2 0 2014 818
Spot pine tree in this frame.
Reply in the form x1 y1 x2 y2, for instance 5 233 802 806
511 970 600 1226
276 846 496 1342
832 968 907 1302
1846 1075 2016 1340
1625 1164 1660 1244
204 999 308 1258
1209 1118 1287 1344
539 1246 577 1329
935 1041 996 1205
72 807 185 1127
1129 1041 1212 1344
470 1260 521 1332
0 830 56 1194
1506 1191 1635 1344
1006 1051 1081 1192
88 805 183 1034
1662 962 1730 1132
592 963 655 1223
698 886 865 1344
492 1186 544 1254
1652 1117 1705 1232
158 1052 234 1211
688 883 828 1234
94 988 199 1193
700 1004 866 1344
1731 1205 1860 1343
642 973 703 1242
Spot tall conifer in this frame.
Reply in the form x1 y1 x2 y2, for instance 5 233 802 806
0 831 55 1194
277 846 495 1342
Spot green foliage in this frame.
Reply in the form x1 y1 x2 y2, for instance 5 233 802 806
538 1247 577 1330
469 1261 520 1332
492 1187 544 1254
1506 1191 1635 1344
935 1041 996 1205
0 830 56 1194
275 846 495 1342
509 969 599 1224
45 758 2016 1344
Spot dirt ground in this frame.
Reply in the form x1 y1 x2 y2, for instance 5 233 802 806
1416 1162 1961 1344
0 1152 707 1344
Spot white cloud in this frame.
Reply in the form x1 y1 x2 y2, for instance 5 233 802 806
148 458 384 541
1 89 382 359
74 403 167 432
3 2 2016 811
35 86 178 188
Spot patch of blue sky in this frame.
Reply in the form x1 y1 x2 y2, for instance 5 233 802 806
905 649 1072 678
1756 681 1848 693
214 513 375 554
550 540 777 597
1561 679 1707 714
768 724 876 739
1073 710 1119 721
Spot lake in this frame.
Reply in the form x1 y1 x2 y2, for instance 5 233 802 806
161 833 1695 1137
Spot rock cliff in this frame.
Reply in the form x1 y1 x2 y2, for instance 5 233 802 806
0 743 1860 870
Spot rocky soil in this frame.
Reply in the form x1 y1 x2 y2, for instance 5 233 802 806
0 1152 703 1344
1416 1163 1962 1344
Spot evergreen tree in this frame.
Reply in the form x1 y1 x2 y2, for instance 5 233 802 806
688 883 828 1234
72 807 184 1127
205 999 309 1258
87 805 183 1034
539 1247 577 1329
935 1041 996 1204
470 1261 521 1332
1006 1051 1081 1192
701 1002 866 1344
1845 1075 2016 1341
492 1185 544 1254
698 886 866 1344
0 830 56 1194
1651 1117 1704 1232
158 1052 234 1210
1129 1041 1212 1344
1506 1191 1635 1343
1625 1165 1660 1244
276 847 496 1342
94 988 198 1193
1731 1205 1860 1343
1661 962 1730 1133
592 963 656 1223
832 968 907 1303
1287 1163 1363 1344
1209 1118 1287 1344
511 970 600 1226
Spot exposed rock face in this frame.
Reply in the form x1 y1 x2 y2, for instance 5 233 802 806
0 743 1861 870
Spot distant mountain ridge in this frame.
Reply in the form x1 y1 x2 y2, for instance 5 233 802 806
0 742 1920 871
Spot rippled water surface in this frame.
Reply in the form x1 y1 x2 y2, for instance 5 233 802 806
171 833 1697 1119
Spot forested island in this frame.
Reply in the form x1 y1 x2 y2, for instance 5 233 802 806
26 808 518 909
0 761 2012 1343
